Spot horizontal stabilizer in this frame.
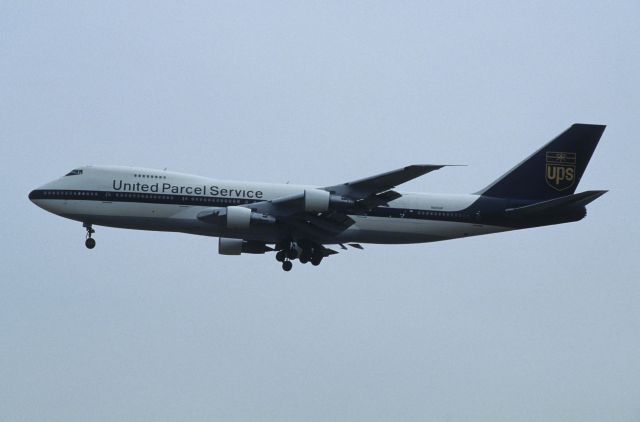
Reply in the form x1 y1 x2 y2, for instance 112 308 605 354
505 190 607 216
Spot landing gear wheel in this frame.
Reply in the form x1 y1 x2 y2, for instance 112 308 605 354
276 250 286 262
311 255 322 266
282 260 293 272
84 223 96 249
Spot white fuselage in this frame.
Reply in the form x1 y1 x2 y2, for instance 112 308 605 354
30 165 510 245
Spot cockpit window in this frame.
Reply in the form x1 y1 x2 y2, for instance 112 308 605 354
64 169 83 176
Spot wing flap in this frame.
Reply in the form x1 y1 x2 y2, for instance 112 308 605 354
285 211 355 237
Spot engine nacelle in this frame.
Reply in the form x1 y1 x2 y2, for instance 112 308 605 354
304 189 330 212
226 206 252 230
219 237 243 255
197 206 276 229
218 237 272 255
329 194 356 210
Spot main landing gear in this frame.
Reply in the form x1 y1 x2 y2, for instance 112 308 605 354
274 241 324 271
275 249 293 271
84 223 96 249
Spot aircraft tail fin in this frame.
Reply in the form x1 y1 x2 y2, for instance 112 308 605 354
477 124 605 200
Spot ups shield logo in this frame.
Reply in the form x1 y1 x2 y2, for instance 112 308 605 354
546 151 576 191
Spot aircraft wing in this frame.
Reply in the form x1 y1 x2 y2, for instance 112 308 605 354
324 164 446 198
199 164 451 239
237 192 357 239
245 164 450 218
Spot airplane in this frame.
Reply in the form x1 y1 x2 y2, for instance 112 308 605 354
29 124 606 271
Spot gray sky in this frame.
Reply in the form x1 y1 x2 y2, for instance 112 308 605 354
1 1 639 421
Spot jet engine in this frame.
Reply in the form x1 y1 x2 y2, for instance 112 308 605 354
226 205 252 230
218 237 273 255
304 189 330 212
197 206 276 230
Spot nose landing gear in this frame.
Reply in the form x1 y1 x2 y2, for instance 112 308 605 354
84 223 96 249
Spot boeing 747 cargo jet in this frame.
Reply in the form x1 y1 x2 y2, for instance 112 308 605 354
30 124 606 271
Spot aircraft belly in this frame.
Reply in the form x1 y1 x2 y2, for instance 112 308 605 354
39 200 510 245
44 200 192 219
49 200 284 240
46 200 212 234
338 215 509 244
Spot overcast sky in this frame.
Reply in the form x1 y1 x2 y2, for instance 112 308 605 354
1 1 639 421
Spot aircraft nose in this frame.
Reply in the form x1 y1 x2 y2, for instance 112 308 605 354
29 185 49 205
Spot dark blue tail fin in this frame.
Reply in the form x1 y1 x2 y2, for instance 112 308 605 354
478 124 605 200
